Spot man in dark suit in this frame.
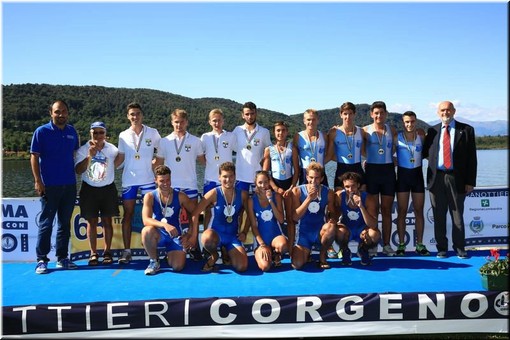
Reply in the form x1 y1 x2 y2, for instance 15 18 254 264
423 101 477 259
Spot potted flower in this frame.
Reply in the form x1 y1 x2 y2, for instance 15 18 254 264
479 248 509 291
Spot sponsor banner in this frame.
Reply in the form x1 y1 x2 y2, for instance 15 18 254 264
2 291 508 336
2 186 508 262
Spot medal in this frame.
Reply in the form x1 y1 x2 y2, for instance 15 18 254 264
173 132 187 164
161 218 167 224
214 155 220 161
132 126 145 161
344 127 355 161
280 169 286 175
375 125 386 157
244 128 258 152
306 131 319 165
221 187 235 224
402 131 417 165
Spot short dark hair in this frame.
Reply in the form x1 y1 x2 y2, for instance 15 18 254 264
219 161 236 175
127 102 143 113
243 102 257 111
340 171 362 184
370 101 387 112
340 102 356 114
49 100 69 112
154 165 171 176
402 110 416 118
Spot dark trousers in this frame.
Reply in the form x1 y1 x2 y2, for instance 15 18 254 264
36 184 77 261
429 171 466 252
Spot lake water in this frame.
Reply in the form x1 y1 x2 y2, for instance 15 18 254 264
1 149 508 198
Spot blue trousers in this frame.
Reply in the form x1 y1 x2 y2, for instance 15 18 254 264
36 184 77 261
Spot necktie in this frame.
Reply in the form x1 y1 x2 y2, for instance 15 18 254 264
443 124 452 169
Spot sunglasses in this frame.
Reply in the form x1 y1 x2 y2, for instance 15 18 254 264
93 131 105 135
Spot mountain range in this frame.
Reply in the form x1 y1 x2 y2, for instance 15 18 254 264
427 119 508 137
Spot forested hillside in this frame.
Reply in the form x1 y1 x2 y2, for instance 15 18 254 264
2 83 429 152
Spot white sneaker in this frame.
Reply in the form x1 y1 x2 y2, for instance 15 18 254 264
144 259 160 275
382 245 396 256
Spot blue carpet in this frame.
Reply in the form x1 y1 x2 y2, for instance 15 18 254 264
3 250 504 307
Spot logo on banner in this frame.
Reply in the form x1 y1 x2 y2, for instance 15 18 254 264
469 216 484 234
481 199 490 207
426 207 434 224
494 292 509 316
2 233 18 252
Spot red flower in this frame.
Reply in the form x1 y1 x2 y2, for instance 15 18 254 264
490 248 500 262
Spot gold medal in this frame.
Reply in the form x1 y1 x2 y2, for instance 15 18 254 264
347 153 353 159
246 144 252 150
134 153 140 160
378 149 384 155
161 218 167 224
310 157 316 162
226 216 233 223
410 158 415 163
214 155 220 161
176 156 181 162
280 169 286 175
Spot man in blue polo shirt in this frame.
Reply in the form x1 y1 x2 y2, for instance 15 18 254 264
30 100 80 274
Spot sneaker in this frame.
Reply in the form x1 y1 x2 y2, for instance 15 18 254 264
56 258 78 269
327 247 338 259
118 250 132 264
144 259 160 275
382 245 396 257
415 244 430 256
188 247 203 261
456 249 469 259
396 244 406 256
35 260 48 274
436 251 448 258
341 248 352 266
357 245 371 266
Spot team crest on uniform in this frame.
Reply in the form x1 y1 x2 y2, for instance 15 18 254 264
145 139 152 146
185 144 192 152
222 141 229 148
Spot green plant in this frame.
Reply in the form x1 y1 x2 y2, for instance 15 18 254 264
479 248 509 276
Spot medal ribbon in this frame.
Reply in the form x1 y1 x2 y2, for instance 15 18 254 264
132 125 145 155
306 131 318 160
402 131 416 161
221 187 235 217
158 189 170 217
173 132 188 158
375 125 386 151
343 127 354 157
244 127 258 147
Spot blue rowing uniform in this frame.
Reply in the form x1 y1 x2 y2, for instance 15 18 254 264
365 124 393 164
211 186 244 251
333 127 363 164
151 188 184 251
252 192 284 246
396 131 423 169
339 190 367 243
295 184 329 250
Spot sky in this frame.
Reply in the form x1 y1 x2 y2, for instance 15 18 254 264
1 1 508 123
